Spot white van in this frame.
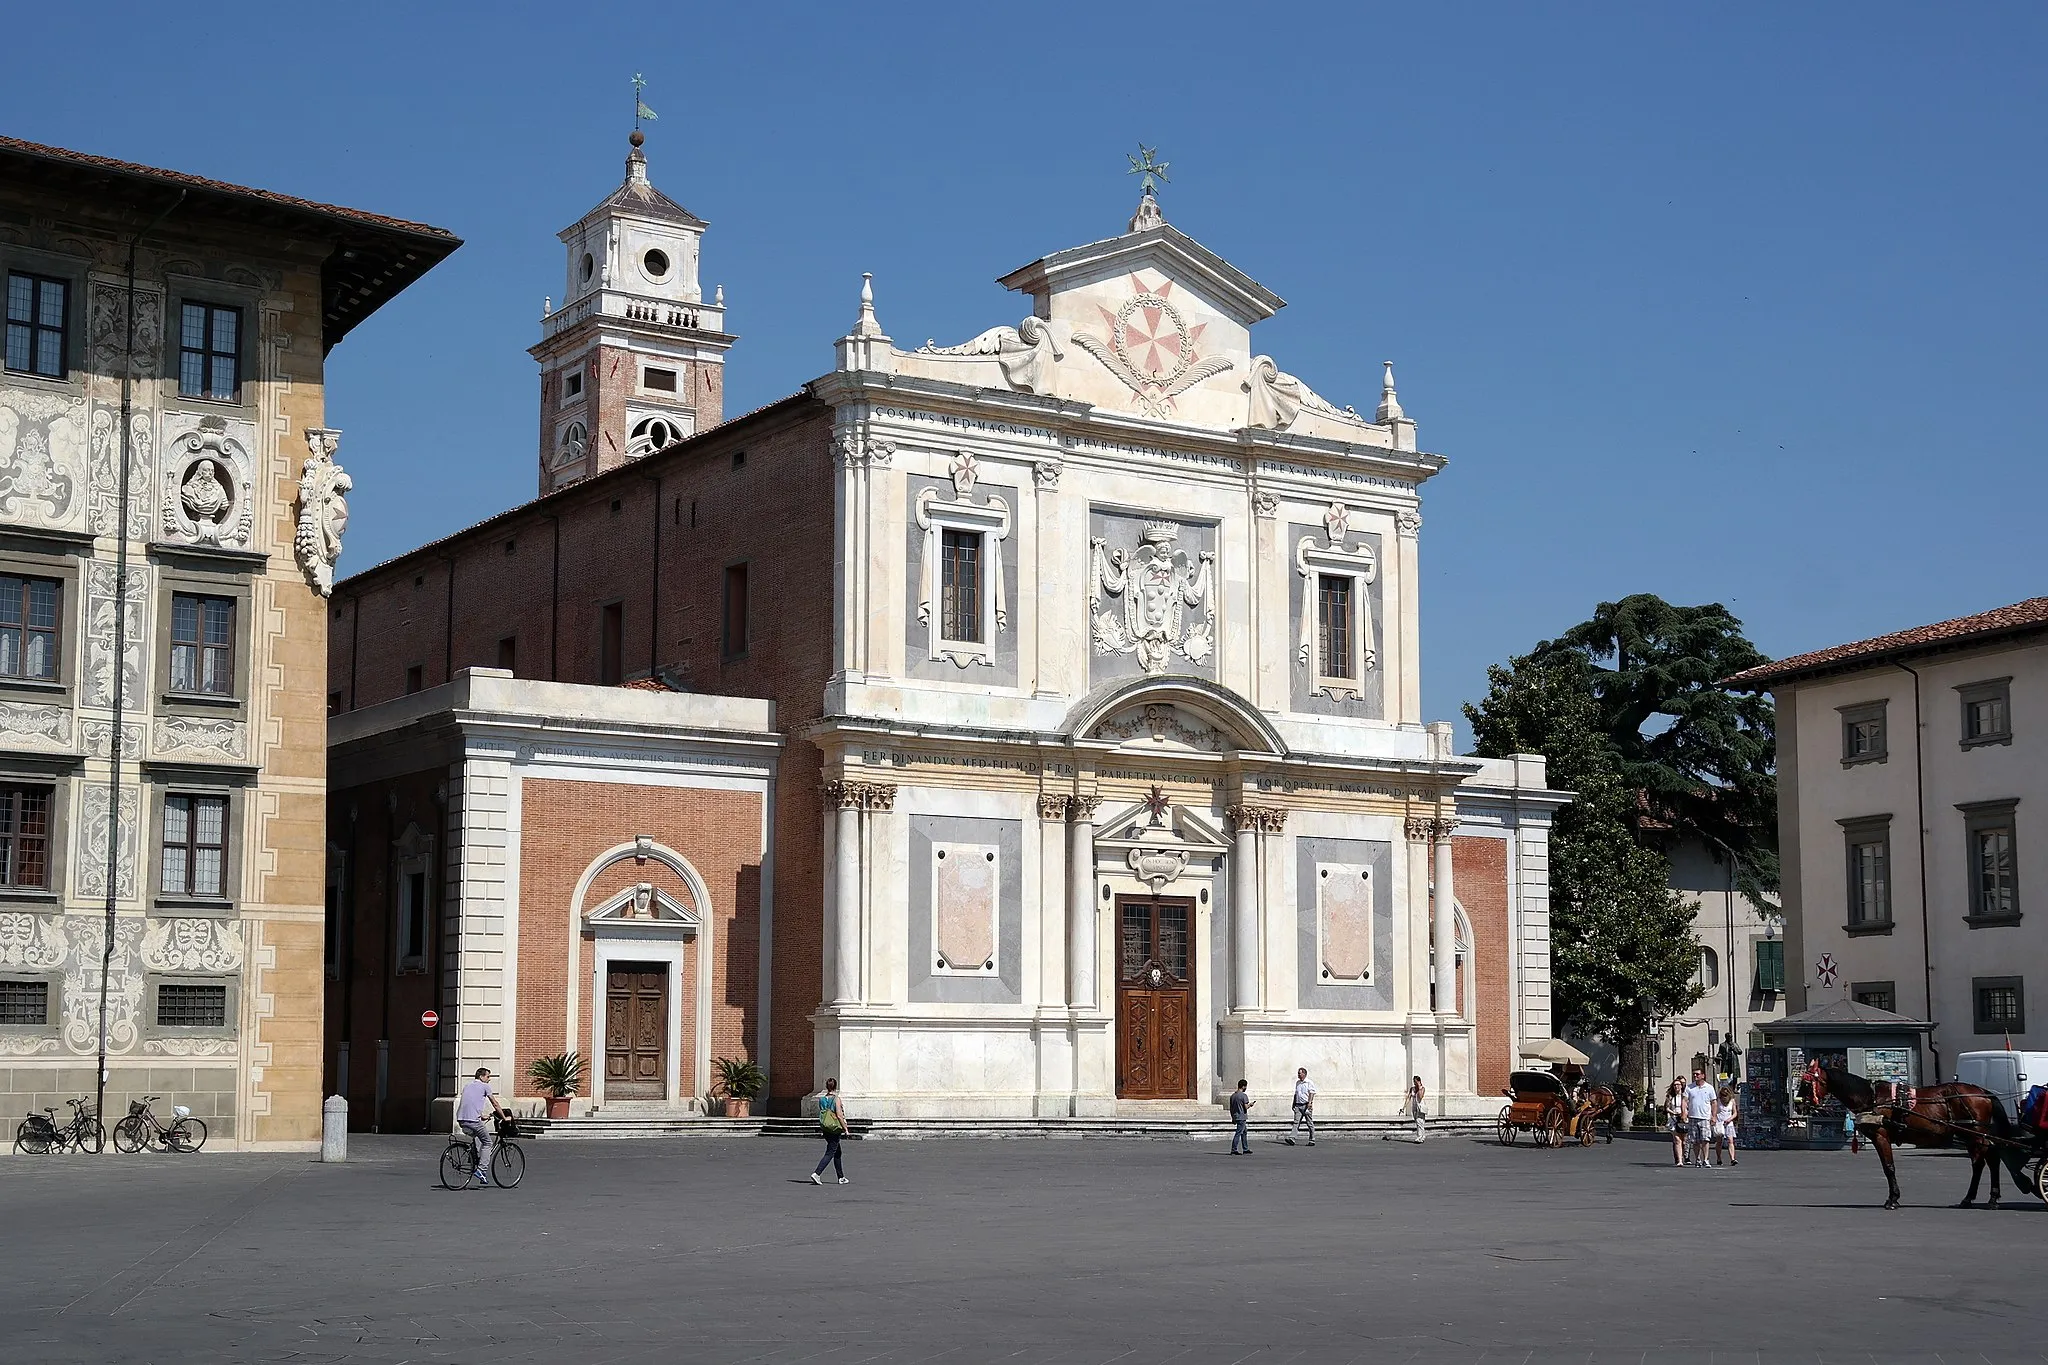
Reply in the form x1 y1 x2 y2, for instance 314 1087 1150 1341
1956 1050 2048 1115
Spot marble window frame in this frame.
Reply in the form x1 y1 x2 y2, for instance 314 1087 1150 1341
0 244 90 391
150 555 253 721
164 273 263 418
914 485 1009 670
144 769 250 917
0 542 83 705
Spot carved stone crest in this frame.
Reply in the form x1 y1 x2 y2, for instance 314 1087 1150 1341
295 428 350 596
1070 273 1233 417
160 415 255 548
1089 520 1216 674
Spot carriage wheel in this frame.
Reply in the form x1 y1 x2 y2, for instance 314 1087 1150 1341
1544 1113 1567 1148
1497 1105 1516 1146
1580 1117 1597 1147
2028 1155 2047 1204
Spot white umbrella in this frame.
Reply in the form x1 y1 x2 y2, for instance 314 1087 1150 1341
1519 1037 1591 1066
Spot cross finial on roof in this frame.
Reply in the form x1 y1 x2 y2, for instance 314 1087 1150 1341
1128 144 1170 195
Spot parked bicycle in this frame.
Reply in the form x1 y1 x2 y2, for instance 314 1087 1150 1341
439 1112 525 1189
12 1098 103 1154
111 1095 207 1153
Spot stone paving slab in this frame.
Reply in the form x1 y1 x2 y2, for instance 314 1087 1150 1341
0 1131 2040 1363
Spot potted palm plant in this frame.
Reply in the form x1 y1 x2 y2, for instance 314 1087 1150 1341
714 1056 766 1118
529 1052 585 1119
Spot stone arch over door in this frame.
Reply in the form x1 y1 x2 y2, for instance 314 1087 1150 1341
1063 676 1289 755
567 838 716 1108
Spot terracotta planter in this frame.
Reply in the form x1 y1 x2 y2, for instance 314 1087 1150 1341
545 1095 571 1119
724 1097 752 1119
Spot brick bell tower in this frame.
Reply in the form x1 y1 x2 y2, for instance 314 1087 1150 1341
530 128 734 493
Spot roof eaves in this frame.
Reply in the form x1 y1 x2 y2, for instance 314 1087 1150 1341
1723 597 2048 690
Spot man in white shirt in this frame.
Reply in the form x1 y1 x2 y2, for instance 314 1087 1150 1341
1683 1068 1718 1169
1285 1067 1317 1146
456 1067 506 1186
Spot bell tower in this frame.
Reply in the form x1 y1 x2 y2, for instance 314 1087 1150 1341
530 129 734 493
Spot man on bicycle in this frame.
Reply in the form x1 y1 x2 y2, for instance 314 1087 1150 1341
456 1067 507 1186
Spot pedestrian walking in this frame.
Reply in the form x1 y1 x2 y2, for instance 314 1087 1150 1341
1284 1067 1316 1145
809 1077 850 1185
1229 1079 1254 1154
1713 1085 1739 1167
1684 1068 1717 1168
1664 1079 1686 1167
1408 1075 1427 1143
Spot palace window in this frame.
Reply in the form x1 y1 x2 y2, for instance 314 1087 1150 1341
940 530 982 643
1852 981 1895 1013
914 482 1008 669
1839 701 1886 765
1961 800 2020 924
5 272 67 379
1841 816 1891 930
155 982 227 1028
1958 678 2012 748
1754 939 1785 993
1317 574 1354 679
393 822 433 975
722 563 748 658
599 602 623 685
642 366 677 392
1698 946 1720 990
160 794 228 899
0 784 52 890
0 979 48 1025
169 593 235 696
1973 977 2025 1034
177 302 241 402
0 575 61 681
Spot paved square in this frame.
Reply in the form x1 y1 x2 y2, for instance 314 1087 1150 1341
2 1129 2041 1364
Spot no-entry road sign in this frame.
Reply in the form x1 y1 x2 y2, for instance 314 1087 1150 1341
421 1009 440 1029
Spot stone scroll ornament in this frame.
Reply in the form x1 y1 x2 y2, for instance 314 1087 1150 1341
295 428 350 596
1089 521 1215 674
914 316 1064 396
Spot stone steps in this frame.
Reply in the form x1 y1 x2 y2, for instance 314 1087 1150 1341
523 1113 1497 1141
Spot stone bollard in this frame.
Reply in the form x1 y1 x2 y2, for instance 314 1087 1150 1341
322 1094 348 1163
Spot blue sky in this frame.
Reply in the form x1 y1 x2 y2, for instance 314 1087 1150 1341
9 3 2042 741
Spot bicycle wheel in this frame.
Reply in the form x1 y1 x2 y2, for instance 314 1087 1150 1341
439 1141 476 1190
111 1115 148 1154
167 1117 207 1153
491 1142 525 1189
13 1120 52 1155
72 1118 105 1154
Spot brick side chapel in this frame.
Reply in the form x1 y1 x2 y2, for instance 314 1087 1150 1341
328 133 1567 1124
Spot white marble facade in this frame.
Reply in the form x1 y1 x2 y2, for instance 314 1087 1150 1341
808 192 1564 1118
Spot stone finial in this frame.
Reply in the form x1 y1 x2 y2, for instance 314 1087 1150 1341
853 272 884 338
714 284 724 307
1376 361 1405 424
626 129 649 185
1129 187 1165 234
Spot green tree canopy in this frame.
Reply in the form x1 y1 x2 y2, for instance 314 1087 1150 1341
1529 595 1778 907
1467 652 1703 1048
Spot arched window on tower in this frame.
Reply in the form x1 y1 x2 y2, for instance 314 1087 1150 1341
556 421 588 468
628 415 685 458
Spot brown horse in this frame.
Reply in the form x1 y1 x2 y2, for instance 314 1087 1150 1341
1803 1066 2032 1211
1573 1084 1621 1144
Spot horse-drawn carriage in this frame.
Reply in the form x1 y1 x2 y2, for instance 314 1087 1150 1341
1496 1070 1617 1147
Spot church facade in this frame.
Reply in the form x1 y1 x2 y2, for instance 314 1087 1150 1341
327 136 1563 1122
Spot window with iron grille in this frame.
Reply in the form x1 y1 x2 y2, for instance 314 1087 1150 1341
1852 981 1895 1013
5 273 67 379
1973 977 2024 1034
177 302 241 402
0 575 61 681
156 981 227 1028
160 794 228 898
169 594 235 695
940 530 981 643
0 784 51 890
1317 574 1353 679
0 979 48 1025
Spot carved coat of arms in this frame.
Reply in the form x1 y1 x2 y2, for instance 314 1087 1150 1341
295 429 351 597
1070 274 1233 417
1089 521 1215 674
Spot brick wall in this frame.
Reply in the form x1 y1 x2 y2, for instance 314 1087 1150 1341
515 779 762 1101
332 394 834 1108
1455 835 1513 1096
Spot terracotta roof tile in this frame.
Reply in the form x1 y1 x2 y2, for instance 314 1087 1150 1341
1725 597 2048 688
0 134 458 241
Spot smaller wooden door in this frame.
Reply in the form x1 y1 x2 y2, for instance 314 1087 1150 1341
1116 896 1194 1099
604 962 667 1100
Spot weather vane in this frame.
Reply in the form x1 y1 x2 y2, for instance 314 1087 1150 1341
1128 144 1170 196
633 73 658 130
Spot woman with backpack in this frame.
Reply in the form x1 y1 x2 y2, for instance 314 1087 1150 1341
809 1077 850 1185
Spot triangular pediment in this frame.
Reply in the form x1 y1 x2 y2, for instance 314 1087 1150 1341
1095 801 1230 853
585 881 699 932
997 221 1283 327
